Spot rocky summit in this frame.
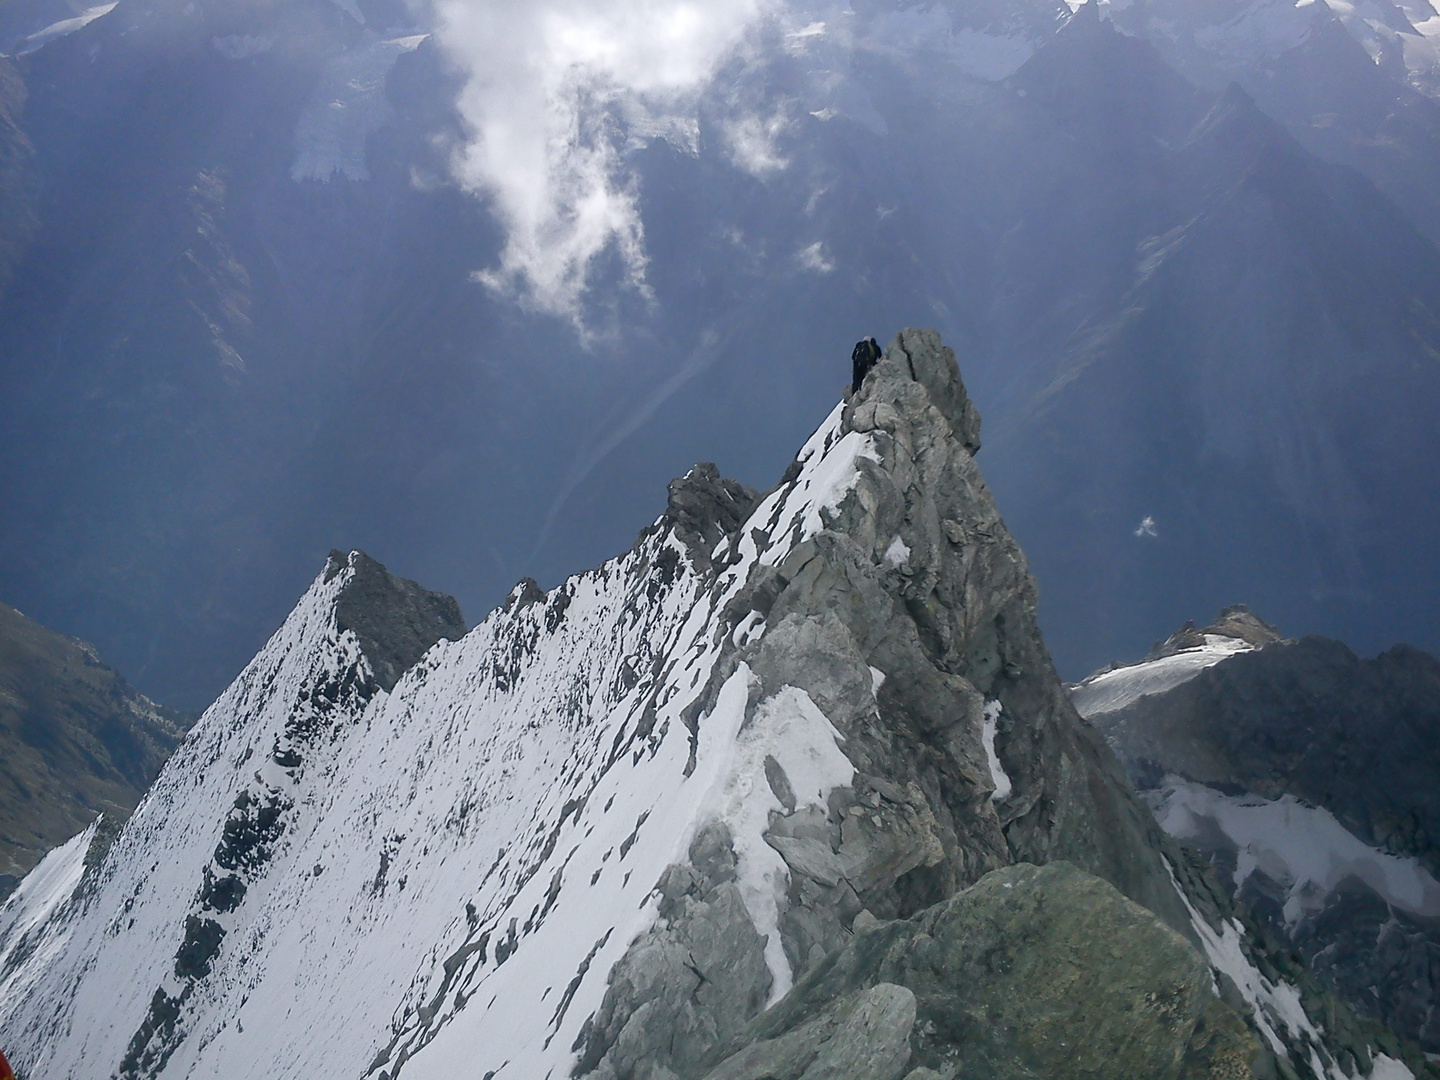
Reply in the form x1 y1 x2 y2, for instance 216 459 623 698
0 331 1426 1080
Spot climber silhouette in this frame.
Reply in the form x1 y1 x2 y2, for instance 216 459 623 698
851 336 882 394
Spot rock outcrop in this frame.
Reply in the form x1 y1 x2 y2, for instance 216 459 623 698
698 862 1256 1080
0 600 191 897
577 328 1210 1080
325 549 467 692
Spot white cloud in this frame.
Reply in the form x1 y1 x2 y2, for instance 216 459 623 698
434 0 768 323
723 105 791 176
1134 515 1158 538
796 241 834 273
725 104 794 176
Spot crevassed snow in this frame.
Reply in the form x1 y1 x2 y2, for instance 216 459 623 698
981 700 1011 802
1150 779 1440 923
0 390 884 1080
17 1 116 54
1164 859 1397 1080
1069 634 1254 717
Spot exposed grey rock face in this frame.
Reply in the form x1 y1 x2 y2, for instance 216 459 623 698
325 549 466 692
1087 618 1440 1059
578 328 1208 1080
1095 634 1440 876
0 599 191 897
697 862 1256 1080
662 464 761 573
575 824 773 1080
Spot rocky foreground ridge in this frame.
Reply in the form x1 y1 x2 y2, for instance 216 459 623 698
0 331 1427 1080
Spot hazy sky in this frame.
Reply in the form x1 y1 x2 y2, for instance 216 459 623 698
435 0 773 321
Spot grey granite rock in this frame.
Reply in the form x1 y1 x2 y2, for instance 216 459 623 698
578 329 1217 1080
661 464 761 573
698 862 1257 1080
326 550 466 692
575 824 773 1080
701 983 916 1080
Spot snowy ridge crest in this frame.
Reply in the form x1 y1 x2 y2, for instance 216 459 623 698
0 396 879 1079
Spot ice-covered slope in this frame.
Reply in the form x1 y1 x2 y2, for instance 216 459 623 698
1069 605 1284 718
1069 634 1256 717
4 330 1412 1080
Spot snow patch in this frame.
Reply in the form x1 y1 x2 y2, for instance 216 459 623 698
981 700 1011 802
18 2 115 54
1069 635 1254 717
883 535 910 567
1165 860 1371 1080
1150 779 1440 922
699 678 854 1004
1372 1056 1418 1080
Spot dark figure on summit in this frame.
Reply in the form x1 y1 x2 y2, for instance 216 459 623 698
851 336 882 394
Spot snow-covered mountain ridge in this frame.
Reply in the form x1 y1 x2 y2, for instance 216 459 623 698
1 331 1422 1080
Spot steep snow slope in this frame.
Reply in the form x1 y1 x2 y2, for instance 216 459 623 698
1069 635 1255 716
0 398 899 1079
1069 606 1283 718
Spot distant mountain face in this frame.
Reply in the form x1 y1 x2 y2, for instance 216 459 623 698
1077 611 1440 1056
0 600 190 897
8 333 1422 1080
0 0 1438 715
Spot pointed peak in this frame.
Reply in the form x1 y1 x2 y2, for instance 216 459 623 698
318 548 466 691
661 462 759 572
1064 0 1105 27
1011 4 1204 135
880 327 983 454
1183 81 1285 156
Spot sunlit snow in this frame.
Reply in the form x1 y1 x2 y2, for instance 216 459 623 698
1069 634 1254 717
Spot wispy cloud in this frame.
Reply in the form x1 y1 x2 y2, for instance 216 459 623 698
723 104 791 175
1134 515 1158 538
435 0 769 324
795 241 834 273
